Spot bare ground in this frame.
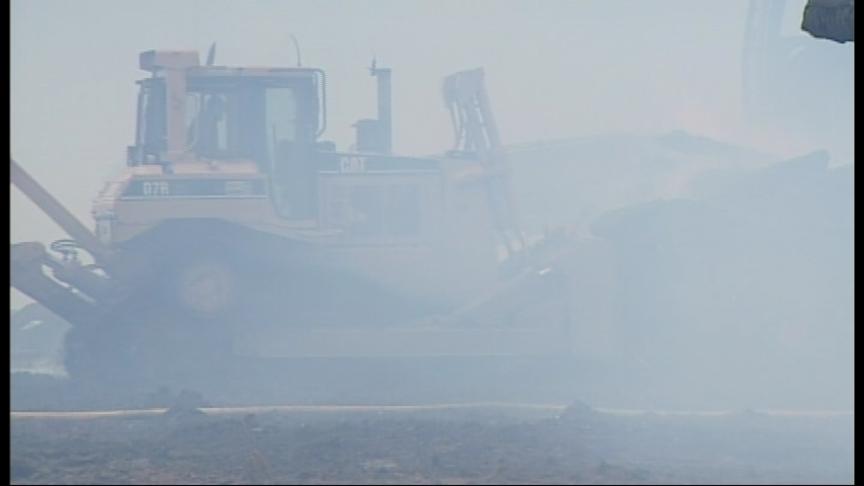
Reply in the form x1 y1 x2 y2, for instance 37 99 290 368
10 404 853 485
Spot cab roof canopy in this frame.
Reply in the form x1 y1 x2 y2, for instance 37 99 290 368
139 49 319 77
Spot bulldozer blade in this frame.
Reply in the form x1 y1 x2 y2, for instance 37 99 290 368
11 242 101 328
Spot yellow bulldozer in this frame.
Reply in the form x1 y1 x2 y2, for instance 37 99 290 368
11 48 578 383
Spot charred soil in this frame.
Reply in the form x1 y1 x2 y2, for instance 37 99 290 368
11 406 853 485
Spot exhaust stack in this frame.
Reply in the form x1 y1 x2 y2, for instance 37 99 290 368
372 63 392 154
355 61 392 154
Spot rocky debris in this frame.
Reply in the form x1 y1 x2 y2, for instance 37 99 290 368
9 457 36 481
10 408 853 484
585 150 853 392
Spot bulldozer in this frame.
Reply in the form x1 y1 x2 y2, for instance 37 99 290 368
11 48 577 384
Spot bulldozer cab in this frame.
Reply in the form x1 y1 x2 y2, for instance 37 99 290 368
128 50 326 219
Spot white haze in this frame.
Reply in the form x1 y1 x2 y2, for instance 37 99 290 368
10 0 853 414
12 0 848 251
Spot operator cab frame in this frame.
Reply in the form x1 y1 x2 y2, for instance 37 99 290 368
128 50 326 173
127 50 328 219
122 49 446 242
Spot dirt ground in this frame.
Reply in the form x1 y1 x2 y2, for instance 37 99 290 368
11 403 853 485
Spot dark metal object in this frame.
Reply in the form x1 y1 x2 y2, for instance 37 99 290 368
802 0 854 43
